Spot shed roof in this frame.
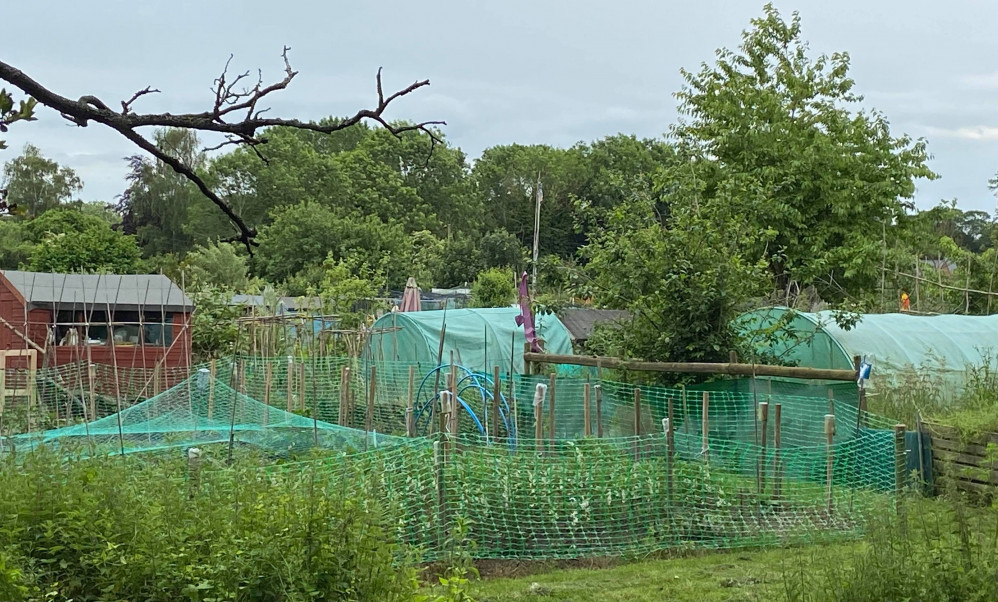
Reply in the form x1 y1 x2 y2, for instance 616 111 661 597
558 308 630 342
0 270 192 312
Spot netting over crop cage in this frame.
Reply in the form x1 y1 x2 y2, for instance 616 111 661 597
1 354 904 560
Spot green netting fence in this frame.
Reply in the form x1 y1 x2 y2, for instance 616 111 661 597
1 354 904 560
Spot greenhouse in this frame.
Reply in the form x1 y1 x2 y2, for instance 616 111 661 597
365 307 574 374
737 307 998 396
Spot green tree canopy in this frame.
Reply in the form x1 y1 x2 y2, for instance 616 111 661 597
118 129 206 256
1 143 81 218
26 210 142 274
469 267 516 308
667 4 936 304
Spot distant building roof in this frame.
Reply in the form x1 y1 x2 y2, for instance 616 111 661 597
229 294 322 312
0 270 192 312
557 308 630 343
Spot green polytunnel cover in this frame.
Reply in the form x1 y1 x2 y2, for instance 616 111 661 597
736 306 998 396
365 307 574 374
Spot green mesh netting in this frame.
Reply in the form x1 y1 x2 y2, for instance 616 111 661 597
2 355 903 560
10 367 411 455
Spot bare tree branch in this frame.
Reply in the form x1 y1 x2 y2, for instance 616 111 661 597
0 49 445 250
121 86 160 114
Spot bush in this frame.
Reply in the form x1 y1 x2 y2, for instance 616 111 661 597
0 450 416 601
469 268 516 308
783 495 998 602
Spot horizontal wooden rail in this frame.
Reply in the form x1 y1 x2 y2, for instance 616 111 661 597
523 352 858 382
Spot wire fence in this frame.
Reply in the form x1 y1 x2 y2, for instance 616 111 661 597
1 354 903 560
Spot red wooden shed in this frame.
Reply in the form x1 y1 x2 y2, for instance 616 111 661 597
0 270 193 372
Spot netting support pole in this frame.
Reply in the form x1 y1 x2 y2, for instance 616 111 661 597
827 389 834 416
207 359 216 420
595 384 603 438
825 414 836 512
633 388 642 461
701 392 710 464
407 366 416 438
491 366 501 443
583 383 591 437
286 357 293 413
758 402 769 495
338 366 349 426
548 373 557 450
533 383 547 452
666 396 675 503
366 365 376 434
263 362 272 427
433 439 447 553
298 361 306 412
773 403 782 500
894 423 907 530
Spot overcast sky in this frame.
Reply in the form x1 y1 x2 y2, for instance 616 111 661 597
3 1 997 212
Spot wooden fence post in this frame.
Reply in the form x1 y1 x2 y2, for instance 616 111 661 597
825 414 836 512
407 366 416 437
366 365 376 433
548 373 557 448
759 402 769 494
533 383 546 451
633 388 642 460
894 423 907 527
298 361 306 412
701 392 710 463
666 397 675 502
595 384 603 438
263 362 272 427
774 403 782 500
207 359 216 419
286 357 293 413
491 366 501 442
583 383 591 437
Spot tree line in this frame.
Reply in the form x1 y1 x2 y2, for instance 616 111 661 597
2 5 998 364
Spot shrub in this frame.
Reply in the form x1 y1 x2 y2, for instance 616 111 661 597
0 450 416 601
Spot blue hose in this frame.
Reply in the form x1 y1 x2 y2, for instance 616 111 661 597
413 364 518 448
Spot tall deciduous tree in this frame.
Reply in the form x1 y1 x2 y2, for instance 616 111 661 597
667 4 935 303
118 128 205 256
1 143 81 217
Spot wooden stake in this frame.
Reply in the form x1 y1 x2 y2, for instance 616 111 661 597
491 366 501 442
407 365 416 437
682 385 690 436
666 397 674 501
595 384 603 438
894 423 907 526
338 366 349 426
207 359 216 419
533 383 546 451
759 402 769 494
548 373 557 447
774 403 782 500
701 391 710 462
633 387 642 460
286 357 293 413
449 366 458 436
263 362 272 427
298 361 306 412
583 383 592 437
827 389 834 416
366 365 376 433
825 414 836 511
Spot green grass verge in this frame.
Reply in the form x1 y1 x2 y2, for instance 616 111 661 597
428 543 858 601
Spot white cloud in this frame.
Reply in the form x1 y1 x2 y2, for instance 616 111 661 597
959 71 998 90
924 125 998 141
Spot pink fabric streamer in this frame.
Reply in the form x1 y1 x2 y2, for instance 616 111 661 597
515 271 541 352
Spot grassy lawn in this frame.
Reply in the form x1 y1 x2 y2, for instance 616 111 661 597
428 542 859 602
